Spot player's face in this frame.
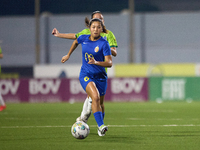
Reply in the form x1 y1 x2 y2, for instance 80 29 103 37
90 21 102 39
92 13 105 24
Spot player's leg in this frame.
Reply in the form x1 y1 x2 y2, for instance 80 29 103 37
0 92 6 111
87 96 92 114
95 77 107 120
95 77 108 136
97 95 107 136
86 82 101 113
78 74 93 122
100 96 105 119
76 96 88 122
80 96 92 122
85 82 107 136
76 96 91 123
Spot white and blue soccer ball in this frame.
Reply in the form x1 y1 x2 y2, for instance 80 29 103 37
71 121 90 139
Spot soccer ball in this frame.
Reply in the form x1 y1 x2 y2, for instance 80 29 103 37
71 121 90 139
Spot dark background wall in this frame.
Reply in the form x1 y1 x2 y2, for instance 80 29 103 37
1 0 200 16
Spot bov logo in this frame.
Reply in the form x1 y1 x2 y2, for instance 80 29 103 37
111 78 145 94
0 80 20 95
29 79 61 94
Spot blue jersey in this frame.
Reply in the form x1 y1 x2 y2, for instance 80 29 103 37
77 35 111 76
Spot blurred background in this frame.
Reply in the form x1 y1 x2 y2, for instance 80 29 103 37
0 0 200 102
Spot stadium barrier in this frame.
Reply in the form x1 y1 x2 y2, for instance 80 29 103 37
2 64 200 103
115 63 196 77
1 76 200 103
0 78 148 103
149 77 200 102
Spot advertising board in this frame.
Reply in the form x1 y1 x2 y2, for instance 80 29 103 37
0 78 148 103
149 77 200 102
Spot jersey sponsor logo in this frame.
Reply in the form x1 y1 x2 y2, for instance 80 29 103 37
85 52 94 61
83 42 87 44
94 46 99 52
84 76 89 82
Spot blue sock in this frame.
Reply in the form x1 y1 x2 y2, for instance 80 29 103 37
102 112 105 120
93 111 104 127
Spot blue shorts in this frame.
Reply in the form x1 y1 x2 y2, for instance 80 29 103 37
79 71 107 96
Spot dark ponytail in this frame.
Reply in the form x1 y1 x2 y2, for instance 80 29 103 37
85 17 90 28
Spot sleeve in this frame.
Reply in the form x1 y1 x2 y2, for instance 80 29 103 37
77 35 83 44
107 30 118 48
103 41 112 56
0 46 2 54
75 29 90 38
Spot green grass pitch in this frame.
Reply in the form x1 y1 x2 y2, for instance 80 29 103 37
0 101 200 150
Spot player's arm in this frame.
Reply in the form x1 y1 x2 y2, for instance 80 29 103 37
52 28 76 40
111 47 117 57
107 31 118 57
61 39 79 63
88 55 112 68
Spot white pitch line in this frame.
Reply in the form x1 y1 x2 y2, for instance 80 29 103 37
108 124 200 127
1 124 200 129
128 118 190 120
3 117 199 121
4 117 65 120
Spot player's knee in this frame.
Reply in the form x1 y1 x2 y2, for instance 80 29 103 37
92 95 100 104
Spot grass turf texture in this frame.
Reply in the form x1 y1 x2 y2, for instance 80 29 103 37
0 102 200 150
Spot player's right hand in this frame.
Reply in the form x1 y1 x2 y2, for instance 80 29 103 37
61 55 70 63
52 28 59 36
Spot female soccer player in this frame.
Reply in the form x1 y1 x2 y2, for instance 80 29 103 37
0 46 6 111
61 18 112 136
52 11 118 124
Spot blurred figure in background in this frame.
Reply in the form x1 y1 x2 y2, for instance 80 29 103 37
0 46 6 111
